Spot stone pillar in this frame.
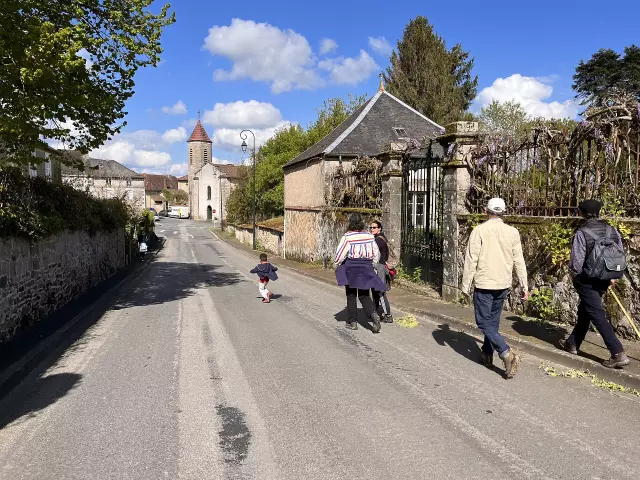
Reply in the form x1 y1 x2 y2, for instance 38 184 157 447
440 122 479 302
381 153 402 257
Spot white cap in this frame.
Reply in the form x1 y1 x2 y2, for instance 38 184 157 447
487 197 506 215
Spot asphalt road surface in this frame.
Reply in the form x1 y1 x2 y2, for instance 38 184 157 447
1 218 640 480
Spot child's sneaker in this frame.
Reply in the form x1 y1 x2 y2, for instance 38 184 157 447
263 292 271 304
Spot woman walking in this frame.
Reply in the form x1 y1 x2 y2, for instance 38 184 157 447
335 213 387 332
369 221 393 323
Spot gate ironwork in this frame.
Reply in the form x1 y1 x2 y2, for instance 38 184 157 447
401 144 444 286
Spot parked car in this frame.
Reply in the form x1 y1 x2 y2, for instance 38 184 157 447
147 208 160 222
158 209 169 217
169 205 189 219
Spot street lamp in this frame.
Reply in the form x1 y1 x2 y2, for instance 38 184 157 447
240 129 257 250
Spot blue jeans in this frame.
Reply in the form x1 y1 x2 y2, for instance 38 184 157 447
473 288 510 357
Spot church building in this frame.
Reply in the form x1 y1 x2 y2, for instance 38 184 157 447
186 119 240 223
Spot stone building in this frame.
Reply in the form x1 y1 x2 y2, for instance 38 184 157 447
282 83 443 261
142 174 178 211
187 120 240 223
62 154 145 209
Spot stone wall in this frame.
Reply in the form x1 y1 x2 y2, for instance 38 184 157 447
0 229 125 342
230 225 284 256
284 208 381 265
456 215 640 339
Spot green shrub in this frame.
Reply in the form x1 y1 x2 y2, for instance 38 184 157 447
0 166 129 240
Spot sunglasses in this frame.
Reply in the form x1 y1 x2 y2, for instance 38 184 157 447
369 226 379 230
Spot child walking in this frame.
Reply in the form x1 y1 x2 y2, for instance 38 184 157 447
250 253 278 303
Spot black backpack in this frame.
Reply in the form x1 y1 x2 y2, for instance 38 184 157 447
582 225 626 281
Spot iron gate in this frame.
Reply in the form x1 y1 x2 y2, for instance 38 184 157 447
401 144 444 286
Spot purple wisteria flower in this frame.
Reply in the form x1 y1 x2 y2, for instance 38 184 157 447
609 184 615 191
489 143 497 154
447 143 455 155
477 156 488 167
605 142 614 159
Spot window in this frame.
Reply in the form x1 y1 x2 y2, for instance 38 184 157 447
44 159 52 179
126 178 132 187
204 149 208 163
207 186 211 200
393 127 407 138
29 165 38 178
106 178 112 186
189 148 193 164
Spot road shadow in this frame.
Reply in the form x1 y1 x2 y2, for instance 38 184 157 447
431 324 503 376
334 308 374 332
0 373 81 429
112 262 244 310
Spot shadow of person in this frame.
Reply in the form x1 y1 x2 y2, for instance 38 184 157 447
333 308 373 332
0 373 82 429
431 324 502 375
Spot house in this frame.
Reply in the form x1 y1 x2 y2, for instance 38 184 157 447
177 175 188 193
61 154 145 209
186 119 241 224
142 174 179 211
282 82 443 261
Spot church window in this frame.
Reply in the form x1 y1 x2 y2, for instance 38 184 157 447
189 148 193 164
204 149 208 163
207 186 211 200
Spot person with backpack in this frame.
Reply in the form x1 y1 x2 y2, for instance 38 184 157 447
369 221 395 323
562 199 630 368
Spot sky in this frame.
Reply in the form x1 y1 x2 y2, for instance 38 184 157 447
87 0 640 177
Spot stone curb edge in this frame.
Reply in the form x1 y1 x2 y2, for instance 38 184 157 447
211 229 640 391
0 238 165 394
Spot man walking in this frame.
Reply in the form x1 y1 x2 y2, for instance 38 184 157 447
462 198 529 378
561 200 630 368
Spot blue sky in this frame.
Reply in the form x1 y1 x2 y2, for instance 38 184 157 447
90 0 640 176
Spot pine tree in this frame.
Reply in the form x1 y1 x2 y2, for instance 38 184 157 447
383 16 478 126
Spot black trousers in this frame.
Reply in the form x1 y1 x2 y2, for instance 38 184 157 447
568 276 624 355
345 287 375 324
372 289 391 316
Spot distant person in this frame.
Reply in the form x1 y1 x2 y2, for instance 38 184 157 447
562 199 629 368
250 253 278 304
461 198 529 379
369 220 393 323
335 213 387 332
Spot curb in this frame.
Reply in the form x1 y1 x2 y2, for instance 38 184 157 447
211 229 640 391
0 239 165 395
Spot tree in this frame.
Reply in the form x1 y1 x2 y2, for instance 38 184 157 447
0 1 175 168
478 100 529 139
226 95 367 223
383 16 478 125
573 45 640 105
162 188 187 205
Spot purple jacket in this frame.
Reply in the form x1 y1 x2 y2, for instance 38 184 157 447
335 258 388 291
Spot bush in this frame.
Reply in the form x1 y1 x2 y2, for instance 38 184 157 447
0 166 129 240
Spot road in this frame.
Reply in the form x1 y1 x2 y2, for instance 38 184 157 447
1 217 639 480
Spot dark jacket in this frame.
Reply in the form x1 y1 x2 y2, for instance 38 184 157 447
374 234 389 264
250 263 278 281
336 258 388 291
569 219 622 278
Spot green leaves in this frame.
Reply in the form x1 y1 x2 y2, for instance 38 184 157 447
383 16 478 125
0 1 175 167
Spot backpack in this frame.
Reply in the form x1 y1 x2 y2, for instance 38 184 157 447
582 225 626 281
381 236 399 270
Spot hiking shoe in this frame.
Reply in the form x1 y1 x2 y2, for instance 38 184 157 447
560 339 578 355
480 352 493 367
381 314 393 323
371 312 381 333
603 352 630 369
346 321 358 330
502 350 521 379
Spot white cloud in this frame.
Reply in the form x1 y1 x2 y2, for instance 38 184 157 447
132 150 171 168
211 121 292 151
318 50 379 85
203 100 282 129
320 38 338 55
161 100 188 115
476 74 579 119
77 49 94 69
368 36 393 56
169 164 188 176
204 19 322 93
162 127 187 144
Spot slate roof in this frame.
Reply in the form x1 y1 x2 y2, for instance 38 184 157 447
60 153 142 179
142 174 179 191
283 91 444 169
187 120 212 143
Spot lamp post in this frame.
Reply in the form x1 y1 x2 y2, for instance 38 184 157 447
240 129 257 250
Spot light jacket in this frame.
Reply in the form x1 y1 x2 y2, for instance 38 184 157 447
461 218 528 293
334 231 380 266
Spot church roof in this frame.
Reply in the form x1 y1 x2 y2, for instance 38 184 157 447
187 120 212 143
283 90 444 169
